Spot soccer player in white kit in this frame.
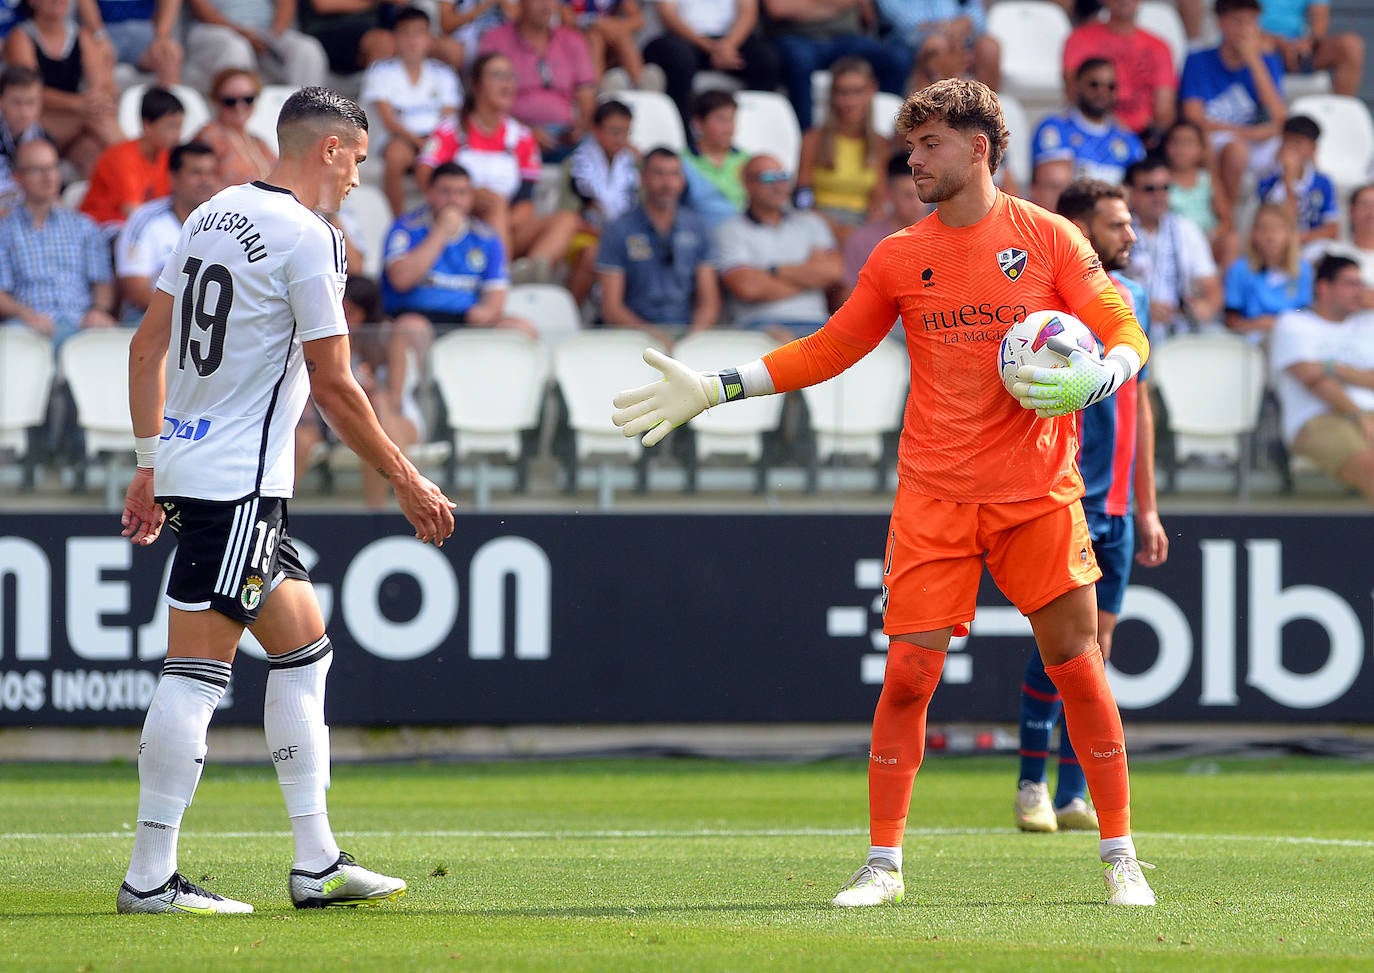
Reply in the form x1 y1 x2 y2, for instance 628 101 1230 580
117 87 456 915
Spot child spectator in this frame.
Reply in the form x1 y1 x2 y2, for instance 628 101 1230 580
1256 114 1339 248
564 0 650 90
0 66 49 213
681 88 749 232
795 57 888 246
562 98 639 302
1224 202 1313 341
79 85 183 231
361 5 463 216
1161 119 1234 263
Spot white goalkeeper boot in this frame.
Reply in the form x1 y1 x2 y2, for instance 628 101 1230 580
289 851 407 908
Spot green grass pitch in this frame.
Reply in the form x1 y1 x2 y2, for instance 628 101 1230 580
2 754 1373 972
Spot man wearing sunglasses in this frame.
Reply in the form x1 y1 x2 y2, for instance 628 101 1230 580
1123 155 1222 343
1030 59 1144 212
714 154 842 341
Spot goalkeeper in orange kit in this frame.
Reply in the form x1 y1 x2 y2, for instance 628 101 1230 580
611 78 1157 907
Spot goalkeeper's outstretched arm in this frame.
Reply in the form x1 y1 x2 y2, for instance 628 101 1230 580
611 349 777 447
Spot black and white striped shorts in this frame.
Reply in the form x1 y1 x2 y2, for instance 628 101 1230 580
159 496 310 624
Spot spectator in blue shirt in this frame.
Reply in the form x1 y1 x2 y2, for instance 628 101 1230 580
1031 58 1145 211
1259 0 1363 97
1256 113 1338 247
1224 202 1313 340
1179 0 1286 208
381 161 533 340
0 137 115 350
597 147 720 348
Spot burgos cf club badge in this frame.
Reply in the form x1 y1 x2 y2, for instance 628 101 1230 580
241 575 264 612
996 247 1028 281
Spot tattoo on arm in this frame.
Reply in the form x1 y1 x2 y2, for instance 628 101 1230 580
305 358 316 373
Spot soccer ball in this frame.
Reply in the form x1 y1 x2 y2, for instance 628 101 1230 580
997 310 1100 388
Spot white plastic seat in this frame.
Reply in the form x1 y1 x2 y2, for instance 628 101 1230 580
0 325 55 467
552 330 666 505
339 184 392 280
987 1 1072 110
503 283 584 352
673 330 786 490
997 91 1032 194
798 337 908 491
245 84 294 155
118 83 211 142
428 330 547 508
1136 1 1188 73
58 328 137 506
607 89 687 155
61 179 88 210
730 90 802 170
1288 94 1374 193
1150 333 1266 497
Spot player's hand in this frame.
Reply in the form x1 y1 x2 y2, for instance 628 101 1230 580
120 468 165 546
1135 510 1168 568
1010 334 1126 418
394 472 457 547
611 348 720 447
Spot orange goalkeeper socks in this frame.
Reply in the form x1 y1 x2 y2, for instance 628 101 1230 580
1046 644 1131 839
868 642 946 848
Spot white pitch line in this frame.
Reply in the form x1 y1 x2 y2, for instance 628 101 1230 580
5 827 1374 848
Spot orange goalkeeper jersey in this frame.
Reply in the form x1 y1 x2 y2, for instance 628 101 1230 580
762 191 1148 504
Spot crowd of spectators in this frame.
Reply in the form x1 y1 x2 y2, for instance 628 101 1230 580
0 0 1371 503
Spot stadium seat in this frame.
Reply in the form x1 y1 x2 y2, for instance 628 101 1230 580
1287 94 1374 194
1149 333 1266 498
246 84 295 155
339 183 391 280
798 337 908 492
672 329 786 492
0 325 55 486
118 83 211 141
608 89 687 155
731 90 802 170
58 328 136 507
1137 1 1188 73
987 1 1072 112
503 283 584 352
428 330 547 507
551 330 666 506
61 179 88 210
997 91 1033 194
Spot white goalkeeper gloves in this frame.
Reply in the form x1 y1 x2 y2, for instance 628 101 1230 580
1009 334 1136 418
612 348 737 447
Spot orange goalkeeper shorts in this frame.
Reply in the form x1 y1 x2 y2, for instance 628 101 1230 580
880 485 1100 636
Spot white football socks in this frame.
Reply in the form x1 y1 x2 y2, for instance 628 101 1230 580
1100 836 1138 862
125 657 231 892
868 845 903 871
265 637 340 872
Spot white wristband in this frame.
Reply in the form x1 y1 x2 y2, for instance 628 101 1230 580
135 435 159 470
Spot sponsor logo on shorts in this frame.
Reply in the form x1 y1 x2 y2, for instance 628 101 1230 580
1080 547 1089 563
880 584 889 617
240 575 264 612
161 416 213 442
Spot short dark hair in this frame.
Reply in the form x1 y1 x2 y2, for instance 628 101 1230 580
1349 183 1374 212
691 88 737 121
1282 114 1321 142
886 150 911 180
1075 57 1114 79
1315 253 1360 283
169 140 215 172
277 86 368 149
430 161 471 182
1057 178 1127 224
392 4 430 29
141 86 185 123
594 99 632 126
643 146 679 167
0 65 40 94
1124 154 1169 186
1215 0 1260 15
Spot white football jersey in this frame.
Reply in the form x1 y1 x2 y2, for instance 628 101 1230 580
154 181 349 501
